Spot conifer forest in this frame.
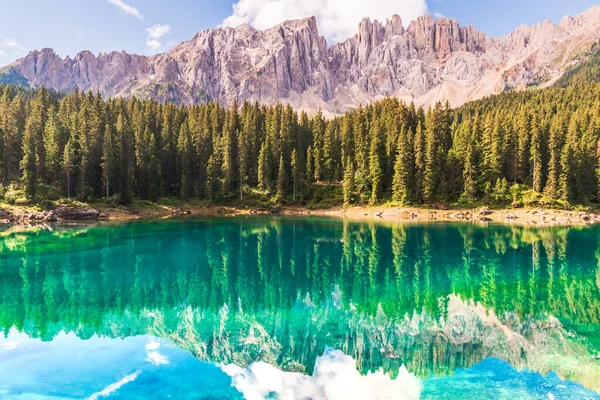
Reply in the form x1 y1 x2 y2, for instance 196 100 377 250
1 83 599 208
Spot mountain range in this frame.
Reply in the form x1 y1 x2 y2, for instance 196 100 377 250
1 6 600 114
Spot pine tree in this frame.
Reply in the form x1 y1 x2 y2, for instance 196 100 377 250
343 159 356 207
116 112 133 205
322 121 338 182
559 142 574 204
530 114 543 192
102 123 116 198
482 114 503 184
63 137 77 199
291 148 303 203
0 124 5 187
392 127 413 204
178 120 194 200
43 106 65 187
413 121 425 202
369 120 384 205
516 108 531 183
258 140 273 191
462 142 477 203
148 132 161 202
545 115 564 199
3 93 25 183
312 110 326 181
305 145 314 185
32 87 50 181
206 154 220 202
276 154 285 200
222 100 239 195
21 117 38 200
160 104 178 196
492 178 510 203
0 90 8 186
596 137 600 203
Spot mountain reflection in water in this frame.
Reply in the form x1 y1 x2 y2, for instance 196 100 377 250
0 217 599 397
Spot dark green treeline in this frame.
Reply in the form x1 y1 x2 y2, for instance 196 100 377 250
1 83 600 205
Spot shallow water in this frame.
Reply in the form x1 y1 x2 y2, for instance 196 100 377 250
0 217 599 399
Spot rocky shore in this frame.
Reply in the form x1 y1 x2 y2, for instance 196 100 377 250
0 205 108 224
1 203 600 227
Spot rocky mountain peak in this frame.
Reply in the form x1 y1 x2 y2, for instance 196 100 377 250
2 7 600 114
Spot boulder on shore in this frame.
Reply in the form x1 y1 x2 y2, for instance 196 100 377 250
0 208 13 222
53 206 101 221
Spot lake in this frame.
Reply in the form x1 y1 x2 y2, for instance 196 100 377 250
1 217 599 399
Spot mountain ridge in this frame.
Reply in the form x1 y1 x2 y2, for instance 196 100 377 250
2 6 600 113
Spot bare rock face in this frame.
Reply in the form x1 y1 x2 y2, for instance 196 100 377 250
2 6 600 114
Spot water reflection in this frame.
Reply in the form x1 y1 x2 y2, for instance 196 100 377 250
0 218 599 392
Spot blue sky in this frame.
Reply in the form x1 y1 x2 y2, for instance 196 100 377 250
0 0 598 66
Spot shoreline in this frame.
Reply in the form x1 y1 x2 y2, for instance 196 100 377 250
2 202 600 227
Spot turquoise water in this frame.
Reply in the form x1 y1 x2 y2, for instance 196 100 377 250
0 217 599 399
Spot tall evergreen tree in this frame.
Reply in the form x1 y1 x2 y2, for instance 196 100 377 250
178 120 194 200
530 114 543 192
102 123 116 198
343 159 356 207
21 117 38 200
462 142 477 203
392 127 414 204
545 115 564 198
291 148 304 203
369 120 384 205
276 154 286 200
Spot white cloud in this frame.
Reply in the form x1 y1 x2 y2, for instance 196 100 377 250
3 39 19 48
145 24 171 54
144 338 169 365
106 0 143 20
145 339 161 351
147 24 171 39
0 39 27 67
145 351 170 365
222 348 422 400
221 0 428 43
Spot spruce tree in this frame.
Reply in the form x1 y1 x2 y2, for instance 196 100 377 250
222 100 239 195
148 132 161 202
102 123 116 198
276 154 285 200
530 114 543 192
291 148 303 203
178 120 194 200
545 115 564 199
63 137 77 199
343 159 356 207
369 120 384 205
258 140 273 191
206 155 220 202
596 137 600 203
413 121 425 202
305 145 314 185
392 127 413 204
0 124 5 187
43 107 65 187
462 142 477 203
21 117 38 200
116 112 133 205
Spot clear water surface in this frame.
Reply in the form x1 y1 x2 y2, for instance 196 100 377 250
0 217 599 399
